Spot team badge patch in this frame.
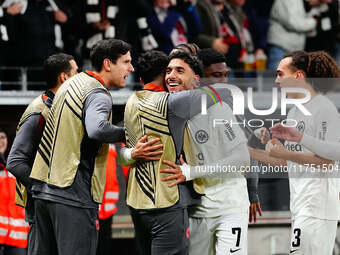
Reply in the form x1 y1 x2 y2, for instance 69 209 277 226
195 130 209 144
296 121 305 133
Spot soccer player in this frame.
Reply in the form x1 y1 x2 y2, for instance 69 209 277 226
249 51 340 255
197 47 263 223
26 39 158 255
161 51 251 255
7 53 78 253
124 50 242 255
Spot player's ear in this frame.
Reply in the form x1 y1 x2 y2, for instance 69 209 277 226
59 72 68 84
193 75 200 88
103 58 111 72
295 70 305 79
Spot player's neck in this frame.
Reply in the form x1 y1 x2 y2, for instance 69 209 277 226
151 75 166 89
290 87 318 103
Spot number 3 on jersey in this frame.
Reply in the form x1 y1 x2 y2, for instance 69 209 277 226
292 228 301 248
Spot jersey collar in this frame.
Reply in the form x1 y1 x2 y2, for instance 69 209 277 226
143 83 165 92
85 70 106 87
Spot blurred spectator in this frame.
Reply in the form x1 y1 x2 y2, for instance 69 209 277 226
147 0 202 55
267 0 317 69
335 4 340 65
5 0 68 67
194 0 226 53
119 0 159 81
0 1 10 66
73 0 157 69
304 0 338 54
244 0 274 54
0 128 29 255
223 0 255 69
0 128 7 164
194 0 255 69
55 0 82 64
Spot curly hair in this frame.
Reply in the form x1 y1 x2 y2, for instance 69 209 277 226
136 50 169 84
306 51 340 93
284 50 340 93
171 43 200 56
168 51 203 77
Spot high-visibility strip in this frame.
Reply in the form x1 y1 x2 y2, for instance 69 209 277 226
9 230 28 240
0 170 7 177
0 227 8 236
105 192 119 200
7 171 15 178
0 216 9 225
104 203 116 212
9 218 29 227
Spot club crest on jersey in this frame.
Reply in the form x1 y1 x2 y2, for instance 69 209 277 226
296 121 305 133
195 130 209 144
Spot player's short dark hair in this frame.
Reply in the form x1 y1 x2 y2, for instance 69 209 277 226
90 39 131 72
0 127 6 134
172 43 200 56
284 51 309 75
136 50 169 84
44 53 74 89
168 51 203 77
198 48 227 68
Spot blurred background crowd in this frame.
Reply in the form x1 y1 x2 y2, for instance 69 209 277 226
0 0 340 90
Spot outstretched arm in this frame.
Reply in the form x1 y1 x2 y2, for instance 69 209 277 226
270 124 340 161
160 142 250 187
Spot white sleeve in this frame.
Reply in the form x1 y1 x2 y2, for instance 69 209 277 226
302 100 340 160
181 142 250 180
117 146 136 166
301 134 340 161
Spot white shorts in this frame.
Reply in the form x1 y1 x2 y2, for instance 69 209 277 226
290 216 337 255
189 212 248 255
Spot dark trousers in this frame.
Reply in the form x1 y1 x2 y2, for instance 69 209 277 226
96 216 113 255
29 199 99 255
131 208 189 255
0 245 26 255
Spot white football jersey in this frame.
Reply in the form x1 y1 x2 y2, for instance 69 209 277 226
286 95 340 220
187 102 250 217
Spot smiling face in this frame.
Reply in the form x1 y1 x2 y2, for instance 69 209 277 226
165 58 198 92
108 51 134 88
